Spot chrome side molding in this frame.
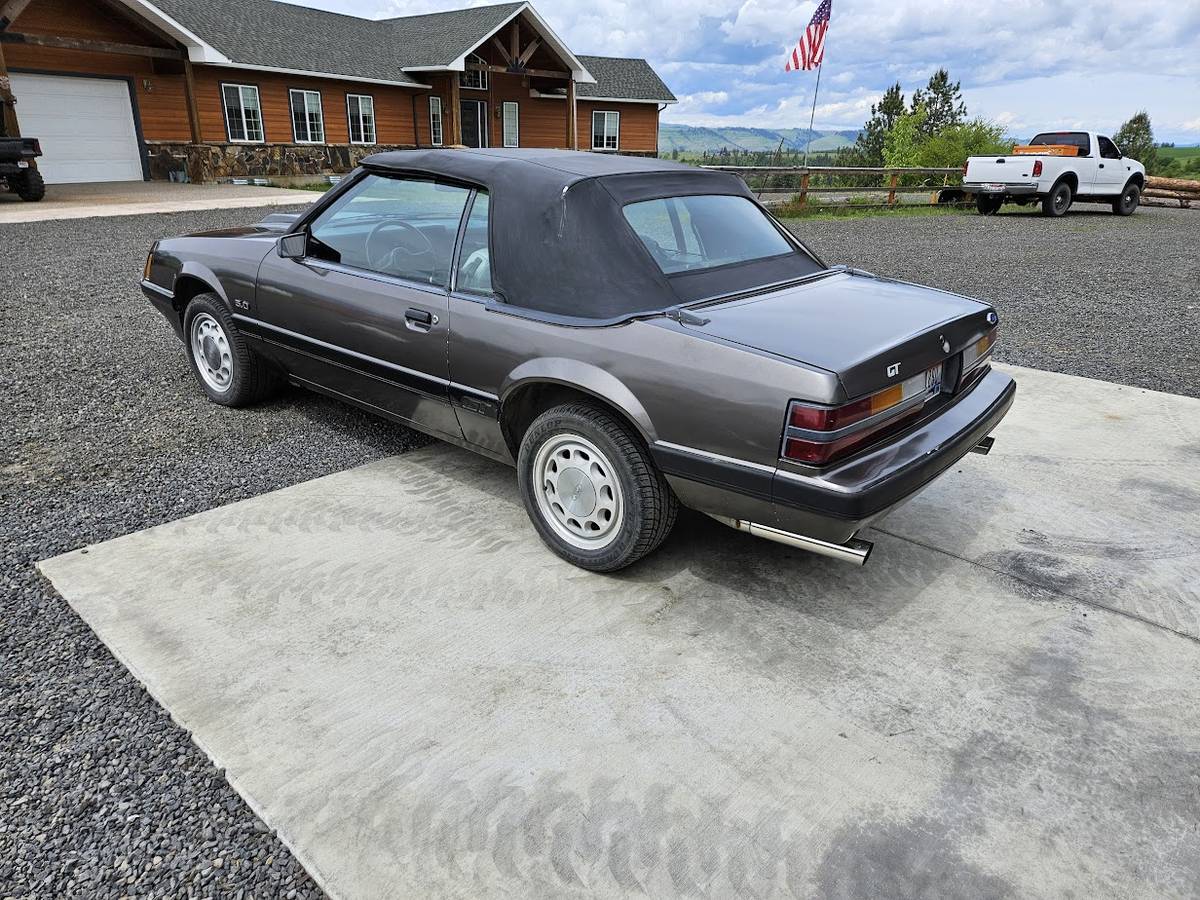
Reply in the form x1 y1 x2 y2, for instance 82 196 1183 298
707 515 873 566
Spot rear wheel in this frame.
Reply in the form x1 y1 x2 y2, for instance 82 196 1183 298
975 194 1002 215
183 293 280 406
11 168 45 202
517 402 677 572
1112 181 1140 216
1041 180 1073 217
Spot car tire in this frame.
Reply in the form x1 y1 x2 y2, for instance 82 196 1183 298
975 195 1002 215
517 402 678 572
183 293 281 407
13 168 45 202
1041 180 1072 217
1112 181 1140 216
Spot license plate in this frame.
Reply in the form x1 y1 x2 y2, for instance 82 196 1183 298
982 183 1005 192
899 363 944 401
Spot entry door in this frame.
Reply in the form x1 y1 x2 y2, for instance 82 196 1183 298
9 72 143 183
460 100 488 148
252 174 473 439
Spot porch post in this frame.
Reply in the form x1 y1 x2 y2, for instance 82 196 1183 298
566 76 577 150
182 58 202 144
448 75 461 146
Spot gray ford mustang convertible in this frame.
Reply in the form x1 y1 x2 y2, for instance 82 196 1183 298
141 149 1014 571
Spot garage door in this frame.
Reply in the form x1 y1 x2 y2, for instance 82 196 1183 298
9 73 144 184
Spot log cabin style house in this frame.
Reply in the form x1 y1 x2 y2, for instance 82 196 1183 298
0 0 676 184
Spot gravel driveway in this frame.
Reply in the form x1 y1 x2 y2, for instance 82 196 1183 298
2 202 1196 898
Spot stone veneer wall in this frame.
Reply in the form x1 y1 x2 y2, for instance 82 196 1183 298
145 142 416 183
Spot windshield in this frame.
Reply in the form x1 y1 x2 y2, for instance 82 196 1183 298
623 194 796 275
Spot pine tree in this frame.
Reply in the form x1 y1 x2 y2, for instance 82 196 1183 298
911 68 966 136
853 83 905 166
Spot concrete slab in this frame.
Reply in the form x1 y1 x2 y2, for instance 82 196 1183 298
0 181 318 224
38 364 1200 900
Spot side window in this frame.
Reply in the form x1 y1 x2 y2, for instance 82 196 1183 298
455 191 492 294
429 97 443 147
308 174 471 287
1098 136 1121 159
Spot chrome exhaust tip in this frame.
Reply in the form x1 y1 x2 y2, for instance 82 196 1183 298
707 515 873 566
970 435 995 455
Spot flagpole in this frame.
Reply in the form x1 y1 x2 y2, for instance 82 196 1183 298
803 59 823 169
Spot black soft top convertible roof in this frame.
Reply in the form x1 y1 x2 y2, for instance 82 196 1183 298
360 148 821 320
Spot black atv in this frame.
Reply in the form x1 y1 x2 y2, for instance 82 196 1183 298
0 136 45 201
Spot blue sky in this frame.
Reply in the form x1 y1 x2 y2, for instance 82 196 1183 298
283 0 1200 143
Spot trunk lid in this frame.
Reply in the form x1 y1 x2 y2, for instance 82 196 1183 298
682 270 996 399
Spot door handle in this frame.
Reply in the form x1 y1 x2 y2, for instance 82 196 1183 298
405 307 437 330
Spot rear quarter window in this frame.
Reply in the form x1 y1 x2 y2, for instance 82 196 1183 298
622 194 794 275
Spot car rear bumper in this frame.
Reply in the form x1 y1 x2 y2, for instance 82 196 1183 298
965 182 1039 196
656 367 1016 545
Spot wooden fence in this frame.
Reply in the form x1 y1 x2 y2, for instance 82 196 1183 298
701 165 965 209
706 167 1200 212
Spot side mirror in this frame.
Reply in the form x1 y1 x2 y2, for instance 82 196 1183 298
277 231 307 259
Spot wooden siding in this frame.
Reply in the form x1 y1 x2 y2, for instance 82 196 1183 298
577 101 659 153
191 66 419 146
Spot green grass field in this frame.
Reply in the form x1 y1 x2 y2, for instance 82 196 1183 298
1159 146 1200 161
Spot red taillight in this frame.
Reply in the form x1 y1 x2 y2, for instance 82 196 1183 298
784 407 923 465
1032 160 1043 177
783 365 944 466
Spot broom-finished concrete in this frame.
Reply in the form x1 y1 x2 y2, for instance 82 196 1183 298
38 365 1200 899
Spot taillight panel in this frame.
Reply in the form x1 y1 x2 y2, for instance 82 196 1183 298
1032 160 1043 177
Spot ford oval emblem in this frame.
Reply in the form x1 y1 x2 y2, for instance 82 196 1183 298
939 335 951 354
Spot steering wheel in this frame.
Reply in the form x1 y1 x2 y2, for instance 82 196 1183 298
365 220 435 273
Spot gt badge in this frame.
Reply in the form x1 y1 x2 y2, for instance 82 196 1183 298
886 362 901 378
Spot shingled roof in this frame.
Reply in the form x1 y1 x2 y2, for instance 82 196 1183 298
142 0 673 102
379 3 525 70
149 0 425 86
577 56 677 102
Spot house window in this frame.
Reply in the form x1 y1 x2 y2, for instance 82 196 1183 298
289 89 325 143
502 101 519 148
592 110 619 150
221 83 264 143
429 97 443 146
347 93 376 145
459 53 488 90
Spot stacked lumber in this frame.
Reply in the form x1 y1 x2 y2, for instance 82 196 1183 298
1142 175 1200 209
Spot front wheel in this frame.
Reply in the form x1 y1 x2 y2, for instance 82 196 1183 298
975 194 1002 215
517 403 677 572
1113 182 1140 216
1041 180 1073 217
183 293 280 406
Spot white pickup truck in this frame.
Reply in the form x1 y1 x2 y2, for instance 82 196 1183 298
963 130 1145 217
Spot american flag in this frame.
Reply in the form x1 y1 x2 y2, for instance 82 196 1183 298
785 0 832 71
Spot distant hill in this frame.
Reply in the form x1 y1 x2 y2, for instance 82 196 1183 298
658 124 860 155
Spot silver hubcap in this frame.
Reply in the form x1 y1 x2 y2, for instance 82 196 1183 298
190 312 233 392
533 434 624 550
